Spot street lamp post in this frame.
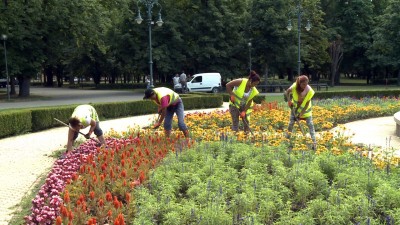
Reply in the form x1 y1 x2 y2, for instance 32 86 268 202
248 42 252 73
286 0 311 76
135 0 163 89
1 34 10 101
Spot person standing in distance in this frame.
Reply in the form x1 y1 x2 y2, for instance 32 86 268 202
143 87 189 138
225 70 261 133
67 104 106 152
179 71 187 93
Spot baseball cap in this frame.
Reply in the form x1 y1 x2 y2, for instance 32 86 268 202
143 89 155 99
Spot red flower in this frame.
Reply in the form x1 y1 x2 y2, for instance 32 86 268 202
89 191 95 200
139 171 146 183
98 198 104 207
106 191 113 202
63 190 70 203
55 216 62 225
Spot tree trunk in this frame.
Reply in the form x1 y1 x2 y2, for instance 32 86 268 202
10 76 16 95
329 36 343 87
397 69 400 86
44 66 53 87
18 77 30 97
264 65 269 85
287 68 294 82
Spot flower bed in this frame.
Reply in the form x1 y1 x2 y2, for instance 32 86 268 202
25 97 400 224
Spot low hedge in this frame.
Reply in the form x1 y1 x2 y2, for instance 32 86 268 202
314 89 400 99
0 94 223 139
0 110 32 137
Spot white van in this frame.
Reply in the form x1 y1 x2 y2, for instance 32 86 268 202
174 73 222 93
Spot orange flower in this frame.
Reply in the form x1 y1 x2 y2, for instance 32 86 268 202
98 198 104 207
55 216 62 225
89 191 95 200
106 191 113 202
114 213 125 225
139 171 146 183
63 190 70 203
68 210 74 221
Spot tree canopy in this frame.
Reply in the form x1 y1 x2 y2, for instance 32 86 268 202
0 0 399 96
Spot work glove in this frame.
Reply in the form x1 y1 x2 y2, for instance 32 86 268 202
288 101 293 108
230 95 235 102
84 133 91 139
240 111 246 118
153 122 161 129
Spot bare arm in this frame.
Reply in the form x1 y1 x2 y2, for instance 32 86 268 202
158 108 166 125
225 79 243 96
88 119 96 136
66 128 75 152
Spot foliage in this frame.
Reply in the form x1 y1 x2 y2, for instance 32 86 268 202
24 96 400 224
134 142 400 224
2 0 400 97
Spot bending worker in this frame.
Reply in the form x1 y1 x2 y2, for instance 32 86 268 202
284 75 317 150
225 70 260 133
67 104 106 152
143 87 189 138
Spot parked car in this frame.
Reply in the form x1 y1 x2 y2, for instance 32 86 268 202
0 79 7 88
174 72 222 93
0 78 19 87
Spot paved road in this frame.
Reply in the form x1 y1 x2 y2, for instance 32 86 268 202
0 87 276 110
0 87 145 110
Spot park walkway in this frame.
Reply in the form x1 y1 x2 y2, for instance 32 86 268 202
1 103 400 224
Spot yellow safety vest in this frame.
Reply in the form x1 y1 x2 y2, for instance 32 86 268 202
71 105 99 127
152 87 180 106
229 78 259 117
291 83 314 118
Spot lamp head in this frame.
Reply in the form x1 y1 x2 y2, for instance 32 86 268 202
286 20 293 31
305 20 311 31
156 12 163 27
135 10 143 24
1 34 7 40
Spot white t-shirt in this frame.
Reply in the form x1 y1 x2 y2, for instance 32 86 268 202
179 73 186 82
173 76 180 85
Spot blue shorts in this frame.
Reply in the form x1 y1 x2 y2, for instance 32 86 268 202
73 121 103 140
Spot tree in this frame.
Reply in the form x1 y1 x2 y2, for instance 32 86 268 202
368 0 400 85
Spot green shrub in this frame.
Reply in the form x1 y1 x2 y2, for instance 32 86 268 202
31 106 75 131
0 94 223 139
0 110 32 138
133 142 400 224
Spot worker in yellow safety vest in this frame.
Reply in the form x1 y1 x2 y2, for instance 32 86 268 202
143 87 189 138
225 70 260 133
67 105 106 152
284 75 317 150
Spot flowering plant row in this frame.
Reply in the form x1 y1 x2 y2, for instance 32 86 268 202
25 97 400 224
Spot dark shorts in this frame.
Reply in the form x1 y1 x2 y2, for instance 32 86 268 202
73 121 103 140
